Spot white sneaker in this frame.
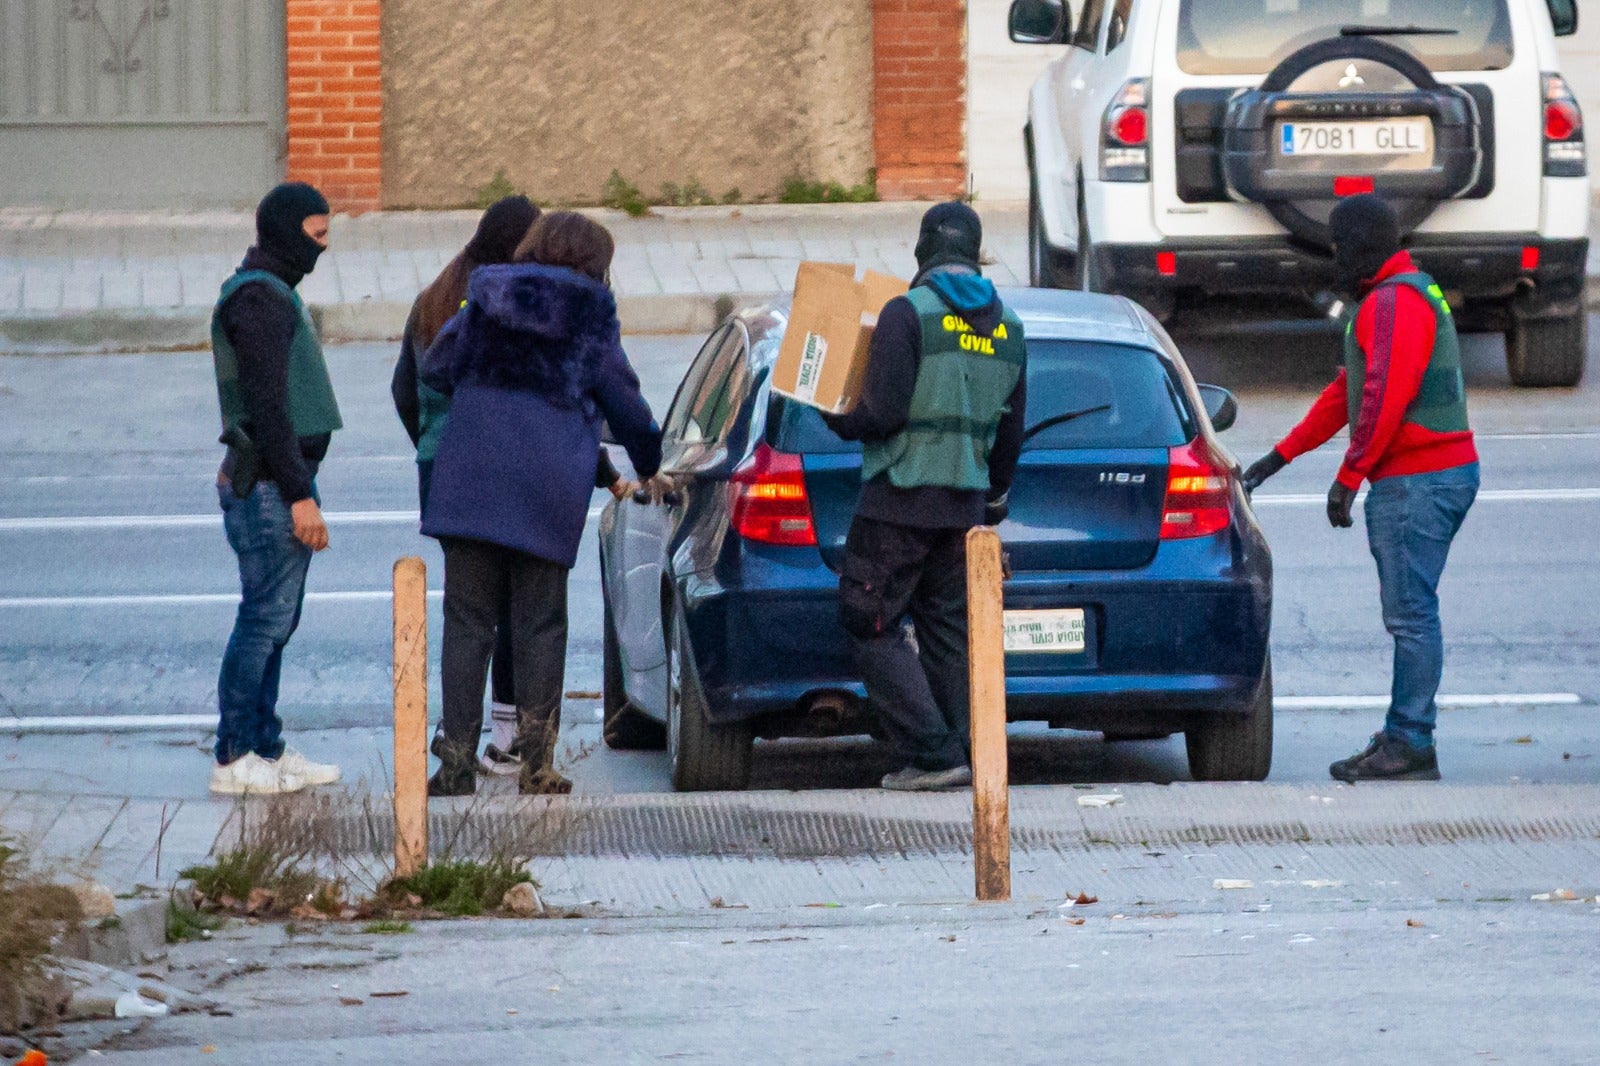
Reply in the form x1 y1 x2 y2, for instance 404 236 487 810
278 748 341 786
209 753 308 795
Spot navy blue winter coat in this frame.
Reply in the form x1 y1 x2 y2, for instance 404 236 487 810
419 263 662 568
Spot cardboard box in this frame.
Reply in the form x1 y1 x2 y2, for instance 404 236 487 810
772 262 908 413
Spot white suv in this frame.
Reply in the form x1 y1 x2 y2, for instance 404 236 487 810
1012 0 1589 386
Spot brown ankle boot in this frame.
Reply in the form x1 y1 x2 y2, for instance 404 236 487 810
512 709 569 795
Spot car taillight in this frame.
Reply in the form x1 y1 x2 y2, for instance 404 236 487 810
1101 78 1150 182
1160 440 1231 540
1543 73 1586 177
728 442 817 546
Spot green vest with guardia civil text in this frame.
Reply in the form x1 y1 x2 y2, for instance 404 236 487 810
1345 271 1469 434
212 269 343 440
860 287 1026 491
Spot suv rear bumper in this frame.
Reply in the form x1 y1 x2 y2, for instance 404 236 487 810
1092 235 1588 308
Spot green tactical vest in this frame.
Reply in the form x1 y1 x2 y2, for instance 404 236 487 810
212 270 343 440
1345 271 1469 434
860 287 1026 491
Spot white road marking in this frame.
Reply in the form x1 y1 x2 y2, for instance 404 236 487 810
0 505 607 532
0 589 445 608
1276 693 1583 710
1251 487 1600 506
2 714 216 734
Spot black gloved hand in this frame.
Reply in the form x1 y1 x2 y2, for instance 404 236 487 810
1240 451 1287 494
984 491 1009 527
1326 481 1356 528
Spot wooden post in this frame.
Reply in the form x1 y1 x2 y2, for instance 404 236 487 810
966 527 1010 902
392 556 429 878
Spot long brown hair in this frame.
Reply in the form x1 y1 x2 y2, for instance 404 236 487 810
413 196 540 350
513 212 614 282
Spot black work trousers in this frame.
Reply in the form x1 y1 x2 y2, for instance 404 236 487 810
838 515 971 772
439 537 567 767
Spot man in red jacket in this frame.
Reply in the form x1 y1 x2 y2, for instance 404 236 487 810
1242 194 1479 781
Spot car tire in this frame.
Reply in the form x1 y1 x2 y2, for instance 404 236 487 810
1185 655 1273 782
1506 309 1586 388
602 598 665 751
666 603 753 792
1029 177 1075 288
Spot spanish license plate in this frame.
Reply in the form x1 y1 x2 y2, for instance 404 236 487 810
1003 608 1087 654
1277 117 1431 157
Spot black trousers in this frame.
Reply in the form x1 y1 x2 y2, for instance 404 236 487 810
439 537 567 765
837 515 971 772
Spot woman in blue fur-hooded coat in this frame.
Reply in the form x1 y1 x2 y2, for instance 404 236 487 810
420 212 663 796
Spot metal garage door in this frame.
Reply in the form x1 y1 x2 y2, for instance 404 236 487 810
0 0 285 209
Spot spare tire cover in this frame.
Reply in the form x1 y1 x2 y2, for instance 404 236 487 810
1224 37 1479 249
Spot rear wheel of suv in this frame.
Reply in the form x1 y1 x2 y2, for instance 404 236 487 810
602 598 665 751
666 603 753 791
1185 656 1273 782
1506 309 1586 388
1028 178 1075 288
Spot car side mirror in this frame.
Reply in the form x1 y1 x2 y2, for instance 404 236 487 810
1198 384 1238 433
1547 0 1578 36
1009 0 1068 43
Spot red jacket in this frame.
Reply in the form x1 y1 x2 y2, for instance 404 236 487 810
1275 251 1478 489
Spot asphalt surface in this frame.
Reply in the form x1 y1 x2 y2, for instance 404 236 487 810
3 317 1599 794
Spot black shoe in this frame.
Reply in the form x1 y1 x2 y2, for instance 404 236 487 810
427 766 475 797
1329 733 1440 782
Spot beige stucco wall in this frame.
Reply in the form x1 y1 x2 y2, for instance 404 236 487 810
381 0 874 208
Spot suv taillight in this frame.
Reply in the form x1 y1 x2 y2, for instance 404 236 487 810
1101 78 1150 182
1160 440 1231 540
729 442 817 546
1543 73 1586 177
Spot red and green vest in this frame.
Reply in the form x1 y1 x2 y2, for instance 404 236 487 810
861 287 1026 491
1345 271 1469 434
211 270 343 440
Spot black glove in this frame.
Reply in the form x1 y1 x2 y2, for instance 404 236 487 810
984 491 1009 527
1240 451 1287 494
1326 481 1356 528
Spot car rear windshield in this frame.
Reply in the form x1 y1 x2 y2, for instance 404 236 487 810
1177 0 1513 76
771 339 1194 455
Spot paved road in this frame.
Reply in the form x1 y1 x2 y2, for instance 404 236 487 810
2 318 1598 794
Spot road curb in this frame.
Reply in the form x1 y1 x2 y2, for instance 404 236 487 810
2 276 1595 354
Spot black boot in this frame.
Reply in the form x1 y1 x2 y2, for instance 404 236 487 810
513 710 571 796
1329 733 1440 782
428 733 477 797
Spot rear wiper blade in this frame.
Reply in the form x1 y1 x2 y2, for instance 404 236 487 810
1340 24 1458 36
1022 404 1112 443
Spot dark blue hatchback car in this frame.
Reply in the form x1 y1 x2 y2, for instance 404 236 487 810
598 288 1273 790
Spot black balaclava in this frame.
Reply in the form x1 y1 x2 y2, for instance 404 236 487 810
465 195 539 264
1329 193 1400 294
255 182 331 277
913 201 983 283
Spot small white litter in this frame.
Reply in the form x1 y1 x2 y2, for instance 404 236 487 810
1213 879 1255 890
114 992 168 1019
1076 793 1123 808
1289 934 1316 944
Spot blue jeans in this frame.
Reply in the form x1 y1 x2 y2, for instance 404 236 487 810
1364 463 1479 752
216 482 314 765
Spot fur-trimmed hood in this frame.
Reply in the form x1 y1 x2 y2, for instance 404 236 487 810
449 263 621 409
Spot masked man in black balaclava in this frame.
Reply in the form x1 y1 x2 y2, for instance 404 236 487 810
820 203 1028 791
1240 193 1480 781
208 182 344 796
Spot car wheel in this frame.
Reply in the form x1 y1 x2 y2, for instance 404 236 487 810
666 603 753 792
1185 655 1273 782
1506 309 1586 388
1029 177 1075 288
602 598 665 751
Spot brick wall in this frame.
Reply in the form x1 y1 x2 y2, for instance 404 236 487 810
285 1 382 214
873 0 969 201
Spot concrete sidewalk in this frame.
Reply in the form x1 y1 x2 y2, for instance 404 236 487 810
0 202 1029 353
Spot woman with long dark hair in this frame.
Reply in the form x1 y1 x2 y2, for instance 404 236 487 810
420 212 663 795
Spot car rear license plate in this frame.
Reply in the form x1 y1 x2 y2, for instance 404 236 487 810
1277 117 1431 157
1003 608 1086 654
